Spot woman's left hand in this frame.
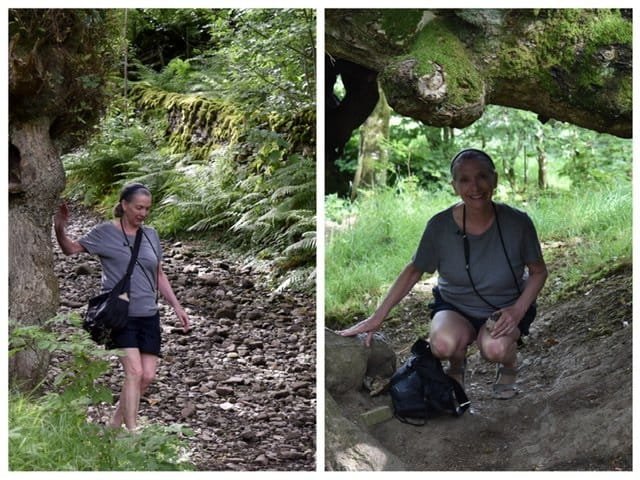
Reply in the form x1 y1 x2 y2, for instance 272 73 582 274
175 306 190 333
491 305 525 338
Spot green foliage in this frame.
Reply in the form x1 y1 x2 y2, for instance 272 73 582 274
9 316 193 471
63 114 166 209
326 180 456 322
528 185 631 303
384 118 453 186
9 314 112 404
325 180 631 327
9 9 120 152
129 82 246 158
337 105 631 193
62 9 316 290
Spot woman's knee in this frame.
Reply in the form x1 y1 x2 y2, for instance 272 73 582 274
141 370 156 388
429 332 462 359
479 337 515 363
124 366 144 383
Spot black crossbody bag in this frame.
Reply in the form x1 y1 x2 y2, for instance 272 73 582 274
83 227 142 345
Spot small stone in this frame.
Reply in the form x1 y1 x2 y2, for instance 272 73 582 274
272 389 289 399
216 385 234 396
224 376 244 384
180 401 197 419
359 406 393 426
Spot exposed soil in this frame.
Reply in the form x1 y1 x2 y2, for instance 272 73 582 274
48 204 315 471
330 263 632 471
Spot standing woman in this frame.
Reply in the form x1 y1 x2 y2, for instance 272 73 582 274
340 149 547 399
54 183 190 430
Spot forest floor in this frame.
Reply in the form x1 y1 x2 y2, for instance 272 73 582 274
331 259 633 471
48 204 315 471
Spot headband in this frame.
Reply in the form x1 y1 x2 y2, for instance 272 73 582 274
450 148 496 174
119 183 150 201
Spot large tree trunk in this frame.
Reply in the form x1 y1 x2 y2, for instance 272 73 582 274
8 10 114 389
9 118 66 389
326 9 631 138
352 85 391 199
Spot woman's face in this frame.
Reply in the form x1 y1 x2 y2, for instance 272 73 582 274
123 192 152 227
451 157 497 208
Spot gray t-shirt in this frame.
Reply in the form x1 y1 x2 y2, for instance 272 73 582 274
412 203 543 318
79 222 163 317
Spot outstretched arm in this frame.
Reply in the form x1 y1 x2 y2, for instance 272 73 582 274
339 262 423 346
157 266 190 332
53 203 87 256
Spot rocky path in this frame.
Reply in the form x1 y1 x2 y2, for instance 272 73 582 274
50 205 316 471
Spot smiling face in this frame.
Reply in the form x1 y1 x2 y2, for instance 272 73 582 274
122 192 152 228
451 156 498 208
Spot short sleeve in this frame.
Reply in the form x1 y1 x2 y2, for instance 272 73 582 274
412 218 438 274
78 223 110 256
145 227 163 263
520 214 544 264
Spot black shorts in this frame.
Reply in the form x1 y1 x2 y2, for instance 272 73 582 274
107 312 162 357
428 287 536 337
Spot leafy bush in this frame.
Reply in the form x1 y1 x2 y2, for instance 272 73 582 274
9 315 193 471
62 9 316 291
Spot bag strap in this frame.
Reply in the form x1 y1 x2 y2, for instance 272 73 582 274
448 377 471 416
117 222 143 293
125 228 143 279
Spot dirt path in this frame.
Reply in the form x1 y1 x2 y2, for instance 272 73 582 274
330 265 632 470
49 205 316 471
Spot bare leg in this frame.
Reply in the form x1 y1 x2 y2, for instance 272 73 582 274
110 348 143 430
429 310 477 384
110 351 159 430
139 353 159 398
477 325 520 368
477 325 521 396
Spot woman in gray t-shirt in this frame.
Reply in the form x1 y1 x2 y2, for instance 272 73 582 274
340 149 548 400
54 182 190 431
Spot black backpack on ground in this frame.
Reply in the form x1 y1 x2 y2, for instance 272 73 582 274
389 338 470 425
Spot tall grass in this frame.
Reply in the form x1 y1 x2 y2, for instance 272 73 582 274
325 180 456 322
325 181 631 327
9 393 193 471
9 317 193 471
527 184 631 300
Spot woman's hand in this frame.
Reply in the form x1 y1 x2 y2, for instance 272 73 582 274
175 305 190 333
53 203 86 255
338 314 384 347
491 305 525 338
53 203 70 231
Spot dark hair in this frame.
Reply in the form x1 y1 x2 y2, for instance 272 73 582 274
113 182 151 218
450 148 496 179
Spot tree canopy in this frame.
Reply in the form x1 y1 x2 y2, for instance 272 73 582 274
326 9 631 138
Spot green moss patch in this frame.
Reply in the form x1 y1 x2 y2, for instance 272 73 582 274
401 17 484 106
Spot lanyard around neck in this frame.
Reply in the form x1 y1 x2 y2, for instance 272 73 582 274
462 202 521 310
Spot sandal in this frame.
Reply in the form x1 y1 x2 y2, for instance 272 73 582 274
493 365 518 400
446 358 467 389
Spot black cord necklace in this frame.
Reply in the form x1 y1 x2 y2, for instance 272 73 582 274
462 202 521 310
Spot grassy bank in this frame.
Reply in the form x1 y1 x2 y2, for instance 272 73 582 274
325 182 631 327
8 318 193 471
